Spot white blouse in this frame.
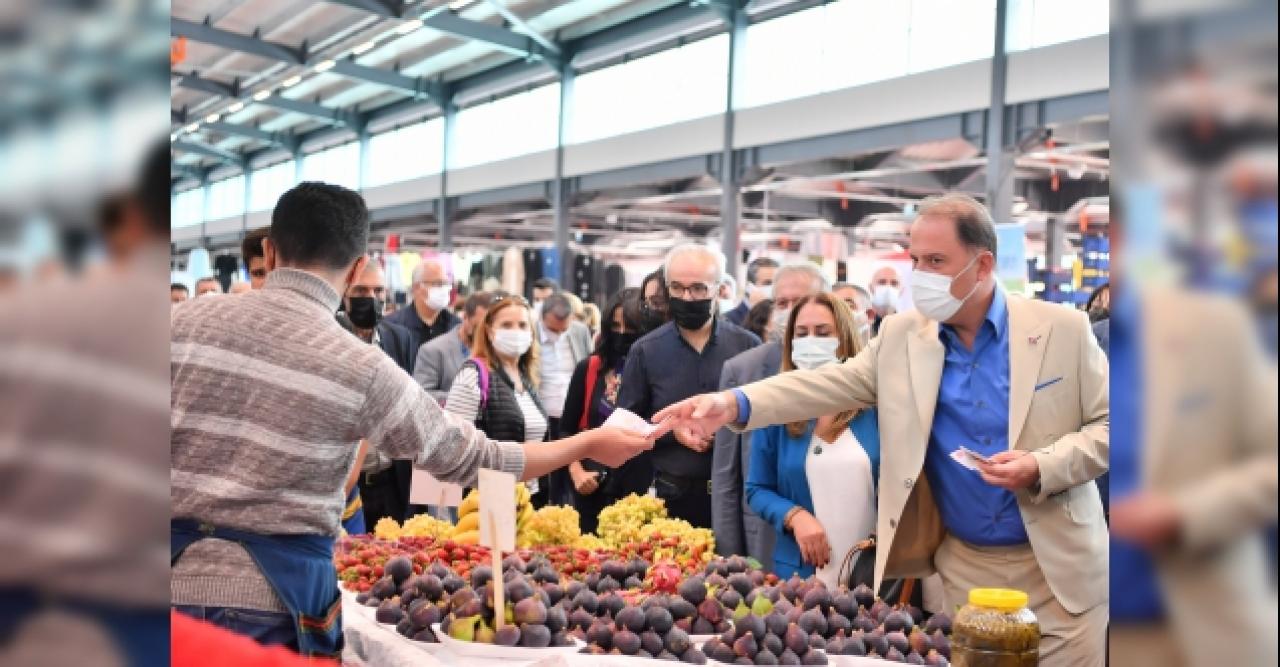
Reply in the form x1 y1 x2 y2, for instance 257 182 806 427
804 428 876 590
445 364 547 492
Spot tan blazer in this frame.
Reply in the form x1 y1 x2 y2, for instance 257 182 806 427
1139 289 1277 667
737 293 1109 614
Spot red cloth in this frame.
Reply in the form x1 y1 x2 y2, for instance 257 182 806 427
170 610 338 667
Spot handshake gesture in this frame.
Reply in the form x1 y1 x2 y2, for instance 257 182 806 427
651 391 741 452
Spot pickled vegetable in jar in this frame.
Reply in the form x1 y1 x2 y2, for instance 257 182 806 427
951 588 1040 667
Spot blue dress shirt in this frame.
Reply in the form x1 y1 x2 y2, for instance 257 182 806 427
923 287 1028 546
1109 290 1165 621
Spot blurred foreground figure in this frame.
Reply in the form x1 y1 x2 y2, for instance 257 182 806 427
0 142 171 663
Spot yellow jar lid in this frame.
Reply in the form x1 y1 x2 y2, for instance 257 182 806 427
969 588 1029 611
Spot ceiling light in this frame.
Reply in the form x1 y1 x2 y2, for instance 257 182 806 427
183 123 200 133
281 75 303 88
170 133 178 142
227 102 244 113
253 89 272 101
395 18 423 35
352 40 377 55
314 59 336 73
205 113 220 124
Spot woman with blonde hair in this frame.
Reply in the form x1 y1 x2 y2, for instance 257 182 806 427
745 292 881 589
445 293 550 504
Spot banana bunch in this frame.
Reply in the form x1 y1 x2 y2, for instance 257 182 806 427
450 484 534 545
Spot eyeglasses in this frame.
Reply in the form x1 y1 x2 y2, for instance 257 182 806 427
666 282 712 300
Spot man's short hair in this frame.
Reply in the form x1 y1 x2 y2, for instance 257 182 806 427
532 277 559 292
746 257 780 285
773 262 829 293
542 292 573 320
241 227 269 262
171 283 189 293
916 193 998 260
663 244 725 282
464 291 495 318
270 182 369 270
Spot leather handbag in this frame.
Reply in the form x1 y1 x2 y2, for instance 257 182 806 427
836 534 922 607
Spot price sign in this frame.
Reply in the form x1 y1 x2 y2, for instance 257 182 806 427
409 468 463 508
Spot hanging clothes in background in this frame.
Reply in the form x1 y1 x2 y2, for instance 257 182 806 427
213 254 239 292
501 247 523 296
451 253 472 290
469 259 485 294
383 252 405 305
605 264 626 300
399 251 422 288
522 249 542 299
539 248 561 292
186 248 211 283
571 253 595 304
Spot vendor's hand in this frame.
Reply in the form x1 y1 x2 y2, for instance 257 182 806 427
674 426 714 453
1110 491 1183 551
571 467 600 496
585 424 669 468
653 391 738 443
977 450 1041 491
790 510 831 568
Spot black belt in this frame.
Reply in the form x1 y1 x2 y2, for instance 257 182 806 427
654 471 712 496
362 468 395 487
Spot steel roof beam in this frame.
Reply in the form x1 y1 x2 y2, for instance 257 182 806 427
482 0 561 57
203 121 301 152
324 0 404 18
171 18 306 64
424 10 561 67
175 73 240 98
172 139 245 166
257 94 363 129
329 58 444 102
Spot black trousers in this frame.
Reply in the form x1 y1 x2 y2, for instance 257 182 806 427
653 472 712 529
544 417 576 508
359 469 406 526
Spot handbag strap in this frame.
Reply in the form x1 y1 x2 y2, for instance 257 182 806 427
836 535 876 590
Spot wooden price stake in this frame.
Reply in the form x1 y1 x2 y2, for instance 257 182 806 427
477 469 517 630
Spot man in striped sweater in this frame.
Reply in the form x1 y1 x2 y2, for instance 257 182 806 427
171 182 662 655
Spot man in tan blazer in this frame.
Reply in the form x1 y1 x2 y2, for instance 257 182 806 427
1107 287 1277 667
657 194 1109 667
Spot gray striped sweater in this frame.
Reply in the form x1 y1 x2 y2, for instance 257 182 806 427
171 268 524 611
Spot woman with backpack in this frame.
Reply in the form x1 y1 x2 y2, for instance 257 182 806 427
559 288 654 533
445 293 550 505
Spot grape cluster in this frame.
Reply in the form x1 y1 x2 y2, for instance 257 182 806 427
518 505 583 548
597 494 667 547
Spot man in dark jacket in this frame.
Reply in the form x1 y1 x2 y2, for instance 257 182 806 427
385 258 459 359
340 259 417 526
725 257 779 327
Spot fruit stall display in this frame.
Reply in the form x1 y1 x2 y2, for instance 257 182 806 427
339 495 954 664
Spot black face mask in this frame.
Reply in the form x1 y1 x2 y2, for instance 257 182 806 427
669 297 714 331
346 296 384 329
611 332 641 359
640 304 668 332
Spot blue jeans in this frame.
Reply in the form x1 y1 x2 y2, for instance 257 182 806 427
173 605 298 650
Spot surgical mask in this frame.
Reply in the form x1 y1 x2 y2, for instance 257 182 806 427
492 329 532 358
346 296 384 329
426 285 451 311
871 285 899 313
719 297 737 314
790 336 841 370
751 283 773 300
612 332 640 359
768 307 791 342
669 297 714 331
910 254 983 323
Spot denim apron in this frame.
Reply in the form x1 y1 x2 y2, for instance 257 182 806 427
170 519 343 657
341 486 366 535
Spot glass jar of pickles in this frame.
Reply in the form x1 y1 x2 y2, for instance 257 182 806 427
951 588 1040 667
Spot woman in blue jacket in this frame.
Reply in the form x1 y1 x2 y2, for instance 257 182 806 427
746 292 880 589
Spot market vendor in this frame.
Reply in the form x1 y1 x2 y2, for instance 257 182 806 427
657 194 1109 667
170 181 665 657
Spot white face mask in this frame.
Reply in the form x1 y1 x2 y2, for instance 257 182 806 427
492 329 533 357
768 307 791 342
910 254 983 323
751 282 773 300
425 285 451 311
790 336 841 370
871 284 899 313
718 297 737 314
